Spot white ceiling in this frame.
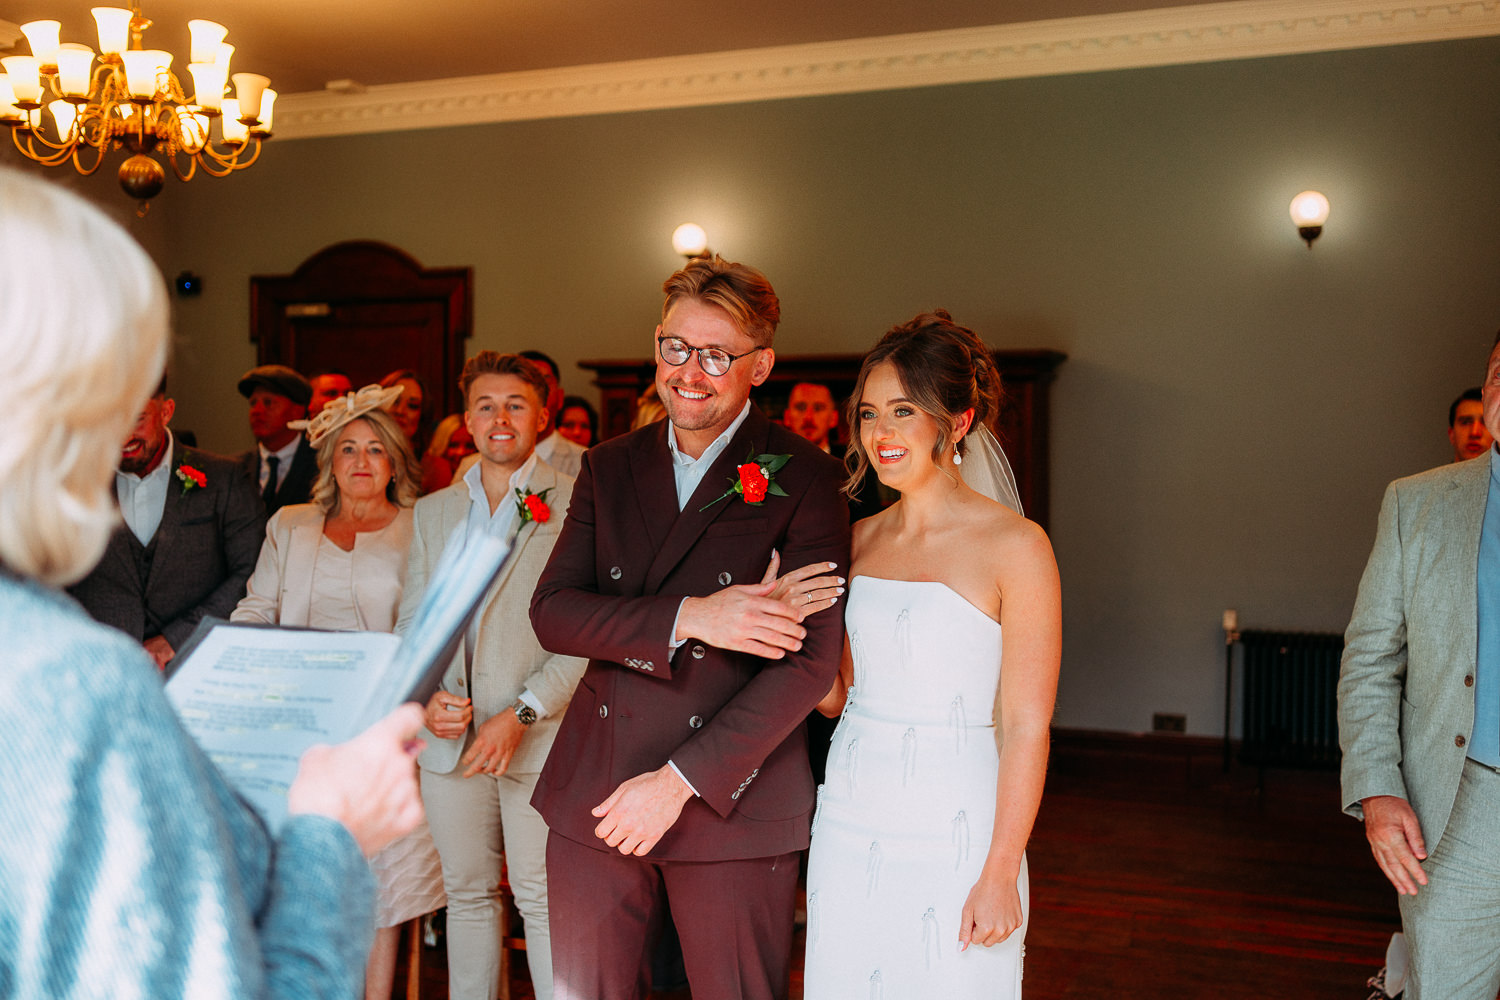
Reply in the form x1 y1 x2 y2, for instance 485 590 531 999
0 0 1210 95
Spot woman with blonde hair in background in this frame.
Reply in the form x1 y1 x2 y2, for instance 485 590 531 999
0 171 427 999
234 385 446 1000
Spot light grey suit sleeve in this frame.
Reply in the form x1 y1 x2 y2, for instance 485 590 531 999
1337 481 1411 819
232 510 287 625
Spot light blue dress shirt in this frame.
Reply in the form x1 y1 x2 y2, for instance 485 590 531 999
1471 446 1500 767
116 432 173 545
460 453 547 716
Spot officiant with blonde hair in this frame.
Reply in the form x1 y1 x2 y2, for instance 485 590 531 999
232 384 445 1000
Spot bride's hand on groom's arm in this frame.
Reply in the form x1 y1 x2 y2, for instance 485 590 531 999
761 549 844 622
959 867 1024 950
592 766 695 856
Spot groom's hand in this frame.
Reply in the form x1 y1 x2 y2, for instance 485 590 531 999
676 583 807 659
593 765 695 855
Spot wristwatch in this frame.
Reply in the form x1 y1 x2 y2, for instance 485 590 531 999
512 700 538 726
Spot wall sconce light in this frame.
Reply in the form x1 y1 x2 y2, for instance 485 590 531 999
672 222 710 260
1289 191 1330 248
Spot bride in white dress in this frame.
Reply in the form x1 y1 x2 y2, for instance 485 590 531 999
799 311 1062 999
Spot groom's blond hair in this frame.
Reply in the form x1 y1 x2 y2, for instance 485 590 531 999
661 255 780 349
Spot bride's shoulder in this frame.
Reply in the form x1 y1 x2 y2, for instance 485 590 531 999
966 497 1054 566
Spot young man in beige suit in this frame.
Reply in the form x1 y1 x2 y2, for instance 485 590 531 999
397 351 586 1000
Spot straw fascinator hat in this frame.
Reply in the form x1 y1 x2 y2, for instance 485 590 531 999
289 383 404 447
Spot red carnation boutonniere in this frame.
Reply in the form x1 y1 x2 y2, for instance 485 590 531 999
700 449 792 511
514 486 554 524
174 464 207 495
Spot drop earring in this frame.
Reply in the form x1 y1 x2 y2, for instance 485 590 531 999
953 448 963 466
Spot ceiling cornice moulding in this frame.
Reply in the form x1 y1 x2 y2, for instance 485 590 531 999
274 0 1500 140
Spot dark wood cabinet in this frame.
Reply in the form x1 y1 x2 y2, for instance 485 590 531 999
578 350 1066 526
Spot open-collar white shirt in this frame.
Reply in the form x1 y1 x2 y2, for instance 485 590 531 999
116 432 174 546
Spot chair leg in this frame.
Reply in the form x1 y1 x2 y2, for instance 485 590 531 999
406 918 422 1000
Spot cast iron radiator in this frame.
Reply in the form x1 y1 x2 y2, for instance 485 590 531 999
1237 629 1343 769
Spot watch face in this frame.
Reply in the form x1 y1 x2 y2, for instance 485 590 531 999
515 703 538 726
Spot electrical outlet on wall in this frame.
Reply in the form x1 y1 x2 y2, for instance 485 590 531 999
1152 713 1187 733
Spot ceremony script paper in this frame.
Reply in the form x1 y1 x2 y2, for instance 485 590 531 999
166 530 511 829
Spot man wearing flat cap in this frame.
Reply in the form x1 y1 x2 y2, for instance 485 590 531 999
236 364 319 517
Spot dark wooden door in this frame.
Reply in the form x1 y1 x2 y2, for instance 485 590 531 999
250 241 472 444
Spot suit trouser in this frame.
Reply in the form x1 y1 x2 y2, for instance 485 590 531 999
1400 758 1500 1000
422 764 553 1000
547 830 799 1000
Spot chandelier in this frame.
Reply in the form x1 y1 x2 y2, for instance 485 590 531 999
0 8 273 214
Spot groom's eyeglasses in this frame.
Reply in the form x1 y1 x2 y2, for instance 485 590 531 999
657 336 762 377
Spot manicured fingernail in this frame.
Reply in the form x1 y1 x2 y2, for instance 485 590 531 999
835 587 845 595
837 577 846 585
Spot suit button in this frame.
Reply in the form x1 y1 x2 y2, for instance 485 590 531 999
610 566 623 580
1456 734 1467 748
718 571 732 585
689 715 703 729
599 704 609 719
691 645 706 659
1465 674 1475 687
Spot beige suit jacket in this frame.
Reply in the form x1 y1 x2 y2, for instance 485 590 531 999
400 459 586 776
1337 456 1487 851
231 503 412 630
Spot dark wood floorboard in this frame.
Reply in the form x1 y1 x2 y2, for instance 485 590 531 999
395 733 1399 999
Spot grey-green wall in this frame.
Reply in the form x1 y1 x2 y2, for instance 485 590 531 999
37 37 1500 735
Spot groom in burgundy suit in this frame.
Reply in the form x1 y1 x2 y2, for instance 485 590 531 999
530 255 851 1000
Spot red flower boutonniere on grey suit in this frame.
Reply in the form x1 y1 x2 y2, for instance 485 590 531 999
701 450 792 511
515 486 553 523
175 465 207 495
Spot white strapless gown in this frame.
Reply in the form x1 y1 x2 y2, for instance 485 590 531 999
804 576 1027 999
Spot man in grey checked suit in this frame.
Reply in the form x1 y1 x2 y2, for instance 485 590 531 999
399 351 586 1000
1339 330 1500 999
68 381 264 669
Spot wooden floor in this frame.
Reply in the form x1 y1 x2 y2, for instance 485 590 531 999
396 731 1398 999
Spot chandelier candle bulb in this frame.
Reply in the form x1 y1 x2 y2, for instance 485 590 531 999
121 49 171 100
91 7 132 56
188 20 228 65
220 99 248 144
0 58 41 105
47 101 78 141
19 22 61 71
56 45 97 99
0 76 20 121
231 73 269 122
251 90 276 135
188 62 227 111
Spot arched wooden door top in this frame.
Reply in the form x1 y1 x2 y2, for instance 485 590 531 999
250 241 473 449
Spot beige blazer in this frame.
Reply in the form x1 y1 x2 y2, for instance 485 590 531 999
1337 456 1487 852
231 503 413 630
399 459 585 776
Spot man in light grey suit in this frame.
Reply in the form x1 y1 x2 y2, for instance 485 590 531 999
1339 331 1500 1000
398 351 585 1000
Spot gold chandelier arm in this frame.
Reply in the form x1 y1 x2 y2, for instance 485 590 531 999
195 136 262 176
168 149 198 182
69 140 108 176
9 126 79 168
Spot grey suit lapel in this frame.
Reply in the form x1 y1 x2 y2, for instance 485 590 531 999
1447 459 1489 662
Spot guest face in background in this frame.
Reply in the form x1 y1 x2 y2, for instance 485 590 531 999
466 372 547 473
330 418 394 504
1449 387 1492 461
248 388 305 450
385 378 424 442
784 381 840 451
521 351 566 436
308 373 352 417
442 422 476 464
556 397 597 448
120 392 176 476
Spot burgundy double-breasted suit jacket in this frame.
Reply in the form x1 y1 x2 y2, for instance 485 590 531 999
530 406 852 861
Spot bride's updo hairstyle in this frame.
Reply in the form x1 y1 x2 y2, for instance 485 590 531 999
844 309 1003 497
